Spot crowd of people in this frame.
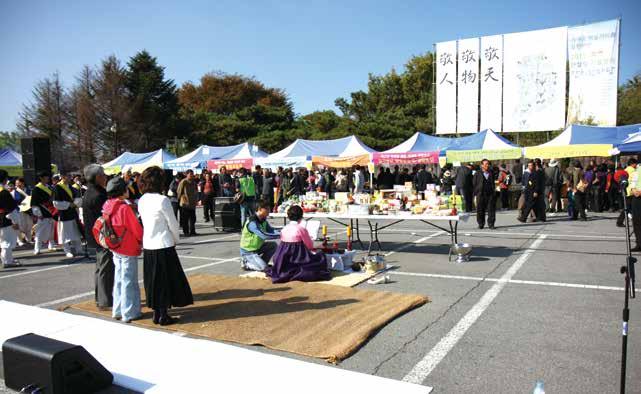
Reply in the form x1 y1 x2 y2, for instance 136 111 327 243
0 155 637 324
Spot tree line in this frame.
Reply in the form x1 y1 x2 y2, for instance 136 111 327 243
4 49 641 173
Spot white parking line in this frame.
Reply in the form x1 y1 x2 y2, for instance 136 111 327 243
34 256 239 308
389 271 641 292
0 263 75 280
385 231 446 257
188 233 240 244
402 234 547 385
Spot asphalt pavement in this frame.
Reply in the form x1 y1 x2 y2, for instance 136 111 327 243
1 210 639 393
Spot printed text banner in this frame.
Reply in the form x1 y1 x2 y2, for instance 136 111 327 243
567 19 619 126
525 144 613 159
372 151 440 165
436 40 458 134
207 158 254 170
446 148 522 163
480 34 503 131
457 38 480 133
503 27 568 132
312 154 370 168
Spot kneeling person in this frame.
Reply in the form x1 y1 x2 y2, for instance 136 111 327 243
239 202 279 271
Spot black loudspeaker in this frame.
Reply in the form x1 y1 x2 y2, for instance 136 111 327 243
21 137 52 186
2 333 113 394
214 197 241 232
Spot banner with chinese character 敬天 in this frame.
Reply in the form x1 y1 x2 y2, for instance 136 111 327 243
457 38 480 133
480 34 503 131
502 27 567 132
567 19 619 126
436 40 457 134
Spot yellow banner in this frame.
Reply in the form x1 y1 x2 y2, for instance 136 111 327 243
524 144 613 159
312 154 370 168
446 148 522 163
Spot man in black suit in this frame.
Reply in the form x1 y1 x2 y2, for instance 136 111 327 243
518 160 544 223
414 164 433 192
455 163 474 213
473 159 497 229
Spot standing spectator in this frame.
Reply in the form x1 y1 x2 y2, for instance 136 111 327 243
616 159 637 226
415 165 432 192
317 168 334 197
473 159 497 229
583 164 596 212
167 173 183 219
440 168 454 196
544 160 562 213
218 166 234 197
511 159 524 185
334 169 349 193
605 164 618 212
353 165 365 193
455 163 474 213
392 165 401 185
82 164 113 309
177 169 198 237
497 164 511 210
102 177 143 323
290 168 306 196
279 168 293 204
236 167 257 225
571 161 588 221
261 168 275 212
382 168 395 189
200 172 216 222
519 161 545 223
138 166 193 326
253 165 264 198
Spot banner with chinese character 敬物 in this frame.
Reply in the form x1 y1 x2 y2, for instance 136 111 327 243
567 19 619 126
480 34 503 131
457 38 480 134
502 27 567 132
436 40 457 135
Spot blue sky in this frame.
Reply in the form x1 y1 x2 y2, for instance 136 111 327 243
1 0 639 132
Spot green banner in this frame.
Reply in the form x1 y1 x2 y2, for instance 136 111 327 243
446 148 522 163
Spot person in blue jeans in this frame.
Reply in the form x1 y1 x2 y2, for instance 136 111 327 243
102 177 144 323
236 167 257 225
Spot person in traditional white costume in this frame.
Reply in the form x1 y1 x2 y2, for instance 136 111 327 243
30 171 56 255
53 173 83 258
0 170 21 268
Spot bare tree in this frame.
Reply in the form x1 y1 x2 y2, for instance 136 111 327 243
67 65 98 168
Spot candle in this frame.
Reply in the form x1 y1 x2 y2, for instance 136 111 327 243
322 225 327 236
347 226 352 237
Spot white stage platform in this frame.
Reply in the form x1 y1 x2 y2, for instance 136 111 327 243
0 301 432 393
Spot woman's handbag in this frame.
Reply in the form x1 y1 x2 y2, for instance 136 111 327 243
576 179 588 193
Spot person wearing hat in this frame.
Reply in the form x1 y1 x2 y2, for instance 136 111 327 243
30 171 56 255
102 177 143 323
544 159 562 213
53 173 83 258
82 163 114 309
0 169 21 268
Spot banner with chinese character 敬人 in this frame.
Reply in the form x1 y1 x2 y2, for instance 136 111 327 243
436 40 457 134
567 19 619 126
457 38 480 133
480 34 503 131
502 27 567 132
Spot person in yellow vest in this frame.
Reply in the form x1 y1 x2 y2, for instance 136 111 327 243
239 202 279 271
235 167 257 225
53 173 83 258
30 171 56 255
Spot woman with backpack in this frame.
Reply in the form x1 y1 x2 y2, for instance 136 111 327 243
101 177 144 323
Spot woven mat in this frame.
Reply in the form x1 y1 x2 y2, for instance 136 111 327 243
69 274 428 362
240 268 386 287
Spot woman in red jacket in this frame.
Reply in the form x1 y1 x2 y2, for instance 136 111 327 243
102 177 144 323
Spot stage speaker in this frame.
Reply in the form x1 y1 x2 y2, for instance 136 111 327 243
214 197 241 232
2 333 113 394
21 137 52 186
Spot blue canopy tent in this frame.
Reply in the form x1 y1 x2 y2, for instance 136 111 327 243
609 124 641 154
103 149 176 174
165 143 267 171
0 148 23 176
526 124 641 158
256 135 375 169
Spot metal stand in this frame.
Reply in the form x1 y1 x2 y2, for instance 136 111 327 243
620 185 636 394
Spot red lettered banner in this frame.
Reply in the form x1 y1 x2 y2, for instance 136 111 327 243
207 158 254 170
371 151 440 165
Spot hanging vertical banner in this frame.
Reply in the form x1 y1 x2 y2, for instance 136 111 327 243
436 40 457 134
480 34 503 132
567 19 619 126
503 27 567 132
456 38 480 133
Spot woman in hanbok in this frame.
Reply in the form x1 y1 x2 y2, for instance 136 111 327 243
267 205 330 283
